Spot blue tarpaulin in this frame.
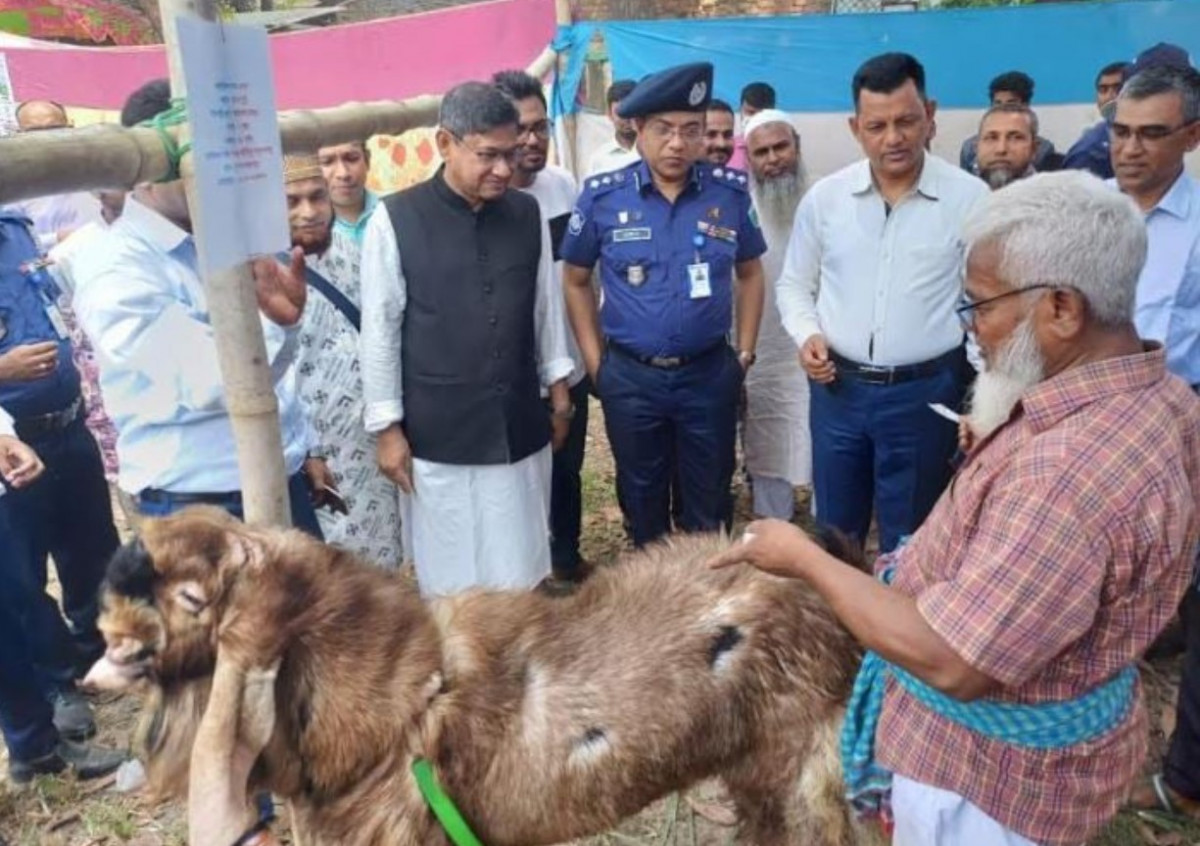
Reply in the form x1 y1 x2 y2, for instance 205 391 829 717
554 0 1200 113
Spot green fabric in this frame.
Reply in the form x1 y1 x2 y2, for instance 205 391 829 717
412 758 485 846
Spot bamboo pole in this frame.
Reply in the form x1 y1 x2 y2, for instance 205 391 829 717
158 0 293 526
0 18 565 207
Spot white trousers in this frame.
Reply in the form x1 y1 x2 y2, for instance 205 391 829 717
892 775 1040 846
750 474 796 520
401 445 552 597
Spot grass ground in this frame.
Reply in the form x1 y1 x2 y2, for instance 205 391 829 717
1 398 1196 845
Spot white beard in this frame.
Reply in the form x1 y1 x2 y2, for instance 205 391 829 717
969 316 1045 439
752 166 807 233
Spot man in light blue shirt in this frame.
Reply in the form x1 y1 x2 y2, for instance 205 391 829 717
71 79 330 534
1111 61 1200 827
319 142 378 246
1111 65 1200 388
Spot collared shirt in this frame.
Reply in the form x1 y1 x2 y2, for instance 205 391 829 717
560 159 767 359
0 212 82 418
359 186 573 434
71 198 310 495
0 404 13 437
11 192 104 251
1063 119 1114 180
333 190 379 246
584 141 640 178
877 346 1200 845
1116 171 1200 386
776 155 988 367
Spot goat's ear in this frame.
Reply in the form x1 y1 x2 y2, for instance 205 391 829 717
224 532 268 571
173 580 209 615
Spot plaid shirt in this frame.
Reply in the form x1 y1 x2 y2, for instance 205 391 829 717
877 345 1200 845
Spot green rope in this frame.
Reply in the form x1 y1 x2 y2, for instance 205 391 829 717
412 758 485 846
138 98 193 182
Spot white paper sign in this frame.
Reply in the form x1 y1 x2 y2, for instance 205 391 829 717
177 18 289 273
0 54 17 137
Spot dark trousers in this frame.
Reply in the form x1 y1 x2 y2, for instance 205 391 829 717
1166 584 1200 800
0 589 57 763
809 355 967 553
599 345 742 547
136 471 325 541
549 378 590 576
1 416 117 684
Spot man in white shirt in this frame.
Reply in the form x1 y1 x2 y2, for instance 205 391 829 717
360 82 573 597
741 110 812 520
71 80 331 534
585 79 640 178
494 70 590 592
777 52 987 552
10 101 104 251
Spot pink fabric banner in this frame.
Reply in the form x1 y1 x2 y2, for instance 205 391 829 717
3 0 555 110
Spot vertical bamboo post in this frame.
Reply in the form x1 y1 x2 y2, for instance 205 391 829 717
158 0 293 528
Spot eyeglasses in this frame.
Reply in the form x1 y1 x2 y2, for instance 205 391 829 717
955 284 1054 331
448 131 520 169
517 120 553 141
1109 119 1197 146
643 120 704 143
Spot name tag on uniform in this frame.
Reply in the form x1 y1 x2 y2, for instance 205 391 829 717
43 301 70 340
612 227 652 243
687 262 712 299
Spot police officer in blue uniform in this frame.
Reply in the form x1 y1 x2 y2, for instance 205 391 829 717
561 62 767 547
0 210 119 744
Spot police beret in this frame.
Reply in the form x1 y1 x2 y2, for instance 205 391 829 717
1125 42 1193 80
616 62 714 119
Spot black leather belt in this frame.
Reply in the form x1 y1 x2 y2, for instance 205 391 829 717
13 396 82 442
830 347 964 386
608 340 727 370
137 488 242 507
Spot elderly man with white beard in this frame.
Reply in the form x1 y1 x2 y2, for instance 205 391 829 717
739 110 811 519
714 171 1200 846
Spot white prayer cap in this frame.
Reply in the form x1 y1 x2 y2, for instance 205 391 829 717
743 108 794 141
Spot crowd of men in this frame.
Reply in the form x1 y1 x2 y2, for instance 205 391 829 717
0 35 1198 846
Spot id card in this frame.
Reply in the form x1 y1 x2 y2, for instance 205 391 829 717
43 300 70 340
687 262 712 299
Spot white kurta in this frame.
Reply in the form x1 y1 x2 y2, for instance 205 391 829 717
743 214 812 490
297 230 404 567
358 195 574 597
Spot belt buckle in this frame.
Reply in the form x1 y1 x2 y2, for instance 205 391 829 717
650 355 682 368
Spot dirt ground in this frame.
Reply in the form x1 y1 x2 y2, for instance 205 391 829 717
1 399 1196 845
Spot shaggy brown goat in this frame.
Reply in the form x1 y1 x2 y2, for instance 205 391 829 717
85 506 870 845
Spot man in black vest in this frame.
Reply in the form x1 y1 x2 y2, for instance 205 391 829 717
359 81 574 597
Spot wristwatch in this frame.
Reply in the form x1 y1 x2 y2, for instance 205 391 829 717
737 350 757 368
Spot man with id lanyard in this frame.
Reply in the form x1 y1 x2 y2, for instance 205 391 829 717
0 209 119 742
561 62 767 547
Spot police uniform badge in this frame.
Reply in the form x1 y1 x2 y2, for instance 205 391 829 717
707 207 721 220
568 209 586 236
688 81 708 107
627 264 646 286
618 211 629 224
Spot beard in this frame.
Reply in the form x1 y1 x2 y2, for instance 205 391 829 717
980 164 1017 191
751 165 807 232
292 225 332 257
969 315 1045 439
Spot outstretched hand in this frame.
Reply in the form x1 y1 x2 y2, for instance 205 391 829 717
707 519 824 580
252 247 307 327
